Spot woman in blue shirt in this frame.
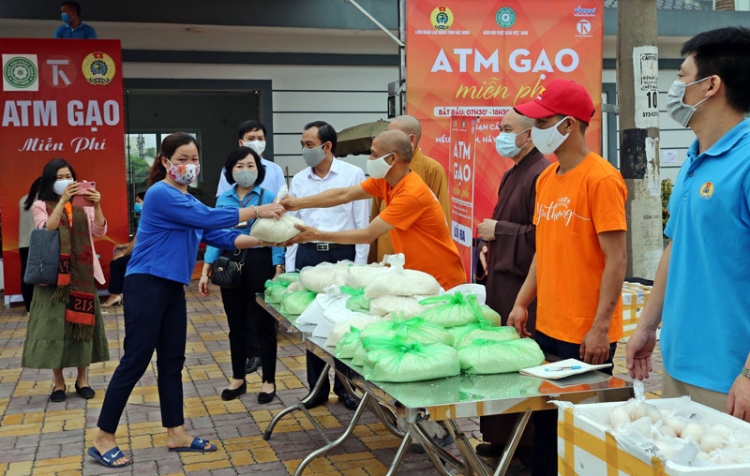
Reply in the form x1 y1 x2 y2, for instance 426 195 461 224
199 147 284 404
88 133 284 468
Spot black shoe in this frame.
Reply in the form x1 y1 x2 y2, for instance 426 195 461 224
50 386 66 403
303 393 329 409
221 381 247 401
411 434 454 454
75 382 95 400
258 384 276 404
475 442 503 457
245 357 261 374
337 393 358 411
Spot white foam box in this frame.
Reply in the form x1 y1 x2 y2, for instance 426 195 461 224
556 398 750 475
621 283 651 339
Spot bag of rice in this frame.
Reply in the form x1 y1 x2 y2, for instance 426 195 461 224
334 327 362 359
451 324 519 349
457 338 544 374
341 286 370 312
264 279 289 304
361 337 460 383
369 295 425 317
277 272 300 284
280 290 317 315
297 285 348 326
364 254 441 299
478 305 502 326
299 262 351 293
325 314 379 347
315 307 371 339
360 314 453 346
250 185 307 243
345 263 390 289
352 344 368 367
418 292 484 328
284 281 304 293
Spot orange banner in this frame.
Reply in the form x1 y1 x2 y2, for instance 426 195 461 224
406 0 604 226
448 116 477 282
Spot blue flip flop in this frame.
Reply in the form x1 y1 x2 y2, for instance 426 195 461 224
168 437 217 453
87 446 131 468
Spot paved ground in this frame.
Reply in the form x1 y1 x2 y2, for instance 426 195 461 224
0 283 662 475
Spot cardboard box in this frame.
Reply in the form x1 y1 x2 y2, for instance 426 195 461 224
557 398 750 475
621 283 652 339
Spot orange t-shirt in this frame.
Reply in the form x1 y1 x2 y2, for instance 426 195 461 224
533 152 627 344
361 173 466 289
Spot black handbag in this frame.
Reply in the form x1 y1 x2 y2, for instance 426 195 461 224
210 249 247 289
23 228 60 285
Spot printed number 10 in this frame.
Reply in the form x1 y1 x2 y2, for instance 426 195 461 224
646 91 658 109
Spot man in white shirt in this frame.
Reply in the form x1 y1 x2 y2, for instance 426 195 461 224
287 120 369 410
216 120 286 196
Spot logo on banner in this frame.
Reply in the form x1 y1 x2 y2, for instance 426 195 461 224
576 19 592 35
430 6 454 30
496 7 516 28
42 55 77 88
573 6 597 17
82 51 116 86
2 54 38 91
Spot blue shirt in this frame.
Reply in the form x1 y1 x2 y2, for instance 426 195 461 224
204 185 285 266
662 119 750 394
54 23 98 39
127 182 242 285
216 157 286 197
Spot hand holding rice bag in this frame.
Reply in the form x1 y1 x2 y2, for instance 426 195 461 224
250 185 307 242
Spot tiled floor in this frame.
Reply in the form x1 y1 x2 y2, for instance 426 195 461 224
0 285 662 475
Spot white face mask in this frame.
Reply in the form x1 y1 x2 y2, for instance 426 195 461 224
666 77 710 128
366 153 393 179
242 140 265 157
531 116 571 155
53 179 74 196
495 129 529 159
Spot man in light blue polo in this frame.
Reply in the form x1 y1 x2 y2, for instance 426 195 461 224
627 27 750 423
54 2 97 39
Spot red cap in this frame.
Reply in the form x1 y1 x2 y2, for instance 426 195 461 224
514 79 595 124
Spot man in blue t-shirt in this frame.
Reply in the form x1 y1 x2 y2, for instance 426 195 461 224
627 27 750 423
54 1 97 39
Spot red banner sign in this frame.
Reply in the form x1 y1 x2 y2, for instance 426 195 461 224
448 116 477 282
0 39 127 296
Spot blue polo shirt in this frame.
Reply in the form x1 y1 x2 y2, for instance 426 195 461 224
662 119 750 394
54 23 98 39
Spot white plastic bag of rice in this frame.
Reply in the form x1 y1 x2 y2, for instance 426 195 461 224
364 254 441 299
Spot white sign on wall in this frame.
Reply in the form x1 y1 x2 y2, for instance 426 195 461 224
633 45 659 129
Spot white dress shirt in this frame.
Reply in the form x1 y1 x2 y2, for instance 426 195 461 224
285 158 370 271
216 157 286 196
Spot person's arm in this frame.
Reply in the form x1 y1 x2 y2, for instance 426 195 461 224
287 217 393 246
728 351 750 422
367 197 383 263
84 187 107 236
351 174 371 264
580 230 627 364
41 182 80 231
281 184 371 211
431 167 451 222
507 254 537 337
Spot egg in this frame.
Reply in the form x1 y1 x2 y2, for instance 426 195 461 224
659 423 677 438
681 422 705 444
711 424 734 441
648 408 664 424
631 403 651 421
700 434 724 453
609 407 632 427
665 417 687 437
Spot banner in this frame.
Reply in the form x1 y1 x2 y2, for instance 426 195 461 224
0 39 127 296
448 116 477 282
406 0 604 225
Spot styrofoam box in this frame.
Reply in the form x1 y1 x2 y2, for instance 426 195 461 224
621 283 651 340
557 398 750 475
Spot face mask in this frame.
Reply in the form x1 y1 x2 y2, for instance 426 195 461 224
495 129 529 158
53 179 73 196
531 116 571 155
133 203 143 213
233 170 258 188
666 77 710 128
367 153 393 179
165 160 199 185
302 144 327 168
242 140 265 157
61 12 70 24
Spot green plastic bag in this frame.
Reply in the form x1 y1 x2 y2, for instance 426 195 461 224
264 279 290 304
280 290 317 315
451 323 519 349
277 272 300 284
341 286 370 313
361 337 460 383
479 305 502 326
360 314 453 346
418 292 484 328
352 343 368 367
335 326 362 359
457 338 544 374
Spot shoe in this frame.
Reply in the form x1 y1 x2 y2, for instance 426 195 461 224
337 393 358 411
101 295 122 308
49 386 66 403
75 382 95 399
475 442 503 457
87 446 131 468
411 433 454 454
303 393 329 409
168 437 217 453
245 356 261 374
221 381 247 401
258 384 276 404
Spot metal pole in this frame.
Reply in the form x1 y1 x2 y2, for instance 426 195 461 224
617 0 663 279
345 0 405 47
398 0 406 114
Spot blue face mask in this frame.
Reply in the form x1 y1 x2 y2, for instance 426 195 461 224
133 202 143 213
61 12 70 24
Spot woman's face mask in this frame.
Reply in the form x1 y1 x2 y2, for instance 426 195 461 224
165 160 199 185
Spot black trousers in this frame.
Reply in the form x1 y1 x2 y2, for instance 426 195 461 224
19 247 34 312
108 254 131 295
219 248 277 383
531 331 617 476
98 274 188 433
296 244 356 398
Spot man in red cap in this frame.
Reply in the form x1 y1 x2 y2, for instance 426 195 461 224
507 79 628 476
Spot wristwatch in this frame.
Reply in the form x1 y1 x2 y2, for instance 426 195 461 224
276 264 285 272
742 367 750 379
